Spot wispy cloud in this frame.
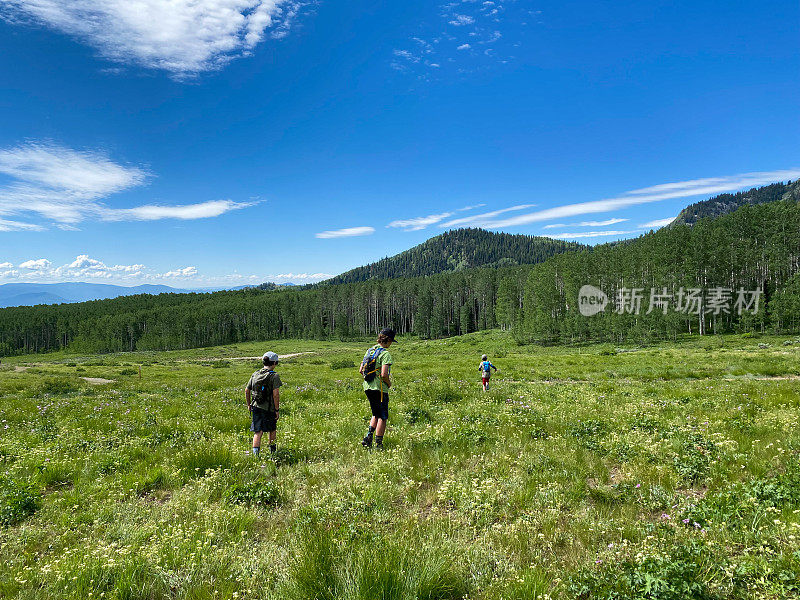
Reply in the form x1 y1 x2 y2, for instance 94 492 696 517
542 218 628 229
0 218 44 232
388 212 454 231
0 1 309 77
392 1 539 77
439 204 535 228
269 272 332 280
547 230 639 239
103 199 253 221
315 226 375 239
457 203 486 212
457 169 800 229
0 142 251 228
640 216 677 228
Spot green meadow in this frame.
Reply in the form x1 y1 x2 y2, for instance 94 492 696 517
1 332 799 599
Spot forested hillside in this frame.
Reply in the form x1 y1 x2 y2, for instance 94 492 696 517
321 228 585 285
1 192 799 355
672 179 799 226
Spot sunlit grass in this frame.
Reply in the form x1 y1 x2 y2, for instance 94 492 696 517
0 332 798 598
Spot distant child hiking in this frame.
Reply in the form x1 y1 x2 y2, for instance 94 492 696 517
479 354 498 391
245 351 283 456
359 328 397 450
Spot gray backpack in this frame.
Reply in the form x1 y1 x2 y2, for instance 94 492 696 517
251 369 276 412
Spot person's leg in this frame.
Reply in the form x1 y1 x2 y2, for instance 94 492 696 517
268 429 277 453
363 392 378 447
375 400 388 449
252 431 262 456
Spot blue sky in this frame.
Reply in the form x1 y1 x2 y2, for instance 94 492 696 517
0 0 798 286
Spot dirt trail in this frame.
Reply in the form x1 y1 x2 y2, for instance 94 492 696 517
81 377 115 385
179 352 313 362
14 366 29 372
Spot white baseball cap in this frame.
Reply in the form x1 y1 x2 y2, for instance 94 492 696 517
262 351 279 364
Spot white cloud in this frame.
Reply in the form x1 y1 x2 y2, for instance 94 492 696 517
449 14 476 26
0 254 332 286
577 218 629 227
163 266 199 278
439 204 535 228
0 1 306 77
395 1 534 76
0 218 44 231
270 272 332 280
19 258 52 270
0 142 251 228
547 230 639 239
103 199 252 221
388 212 454 231
461 169 800 229
315 226 375 239
543 218 628 229
640 216 677 228
457 203 486 212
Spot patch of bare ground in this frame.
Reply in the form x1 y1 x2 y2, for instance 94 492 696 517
676 486 708 500
81 377 115 385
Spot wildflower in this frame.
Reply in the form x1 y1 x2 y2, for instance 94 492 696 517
635 483 641 488
661 513 671 520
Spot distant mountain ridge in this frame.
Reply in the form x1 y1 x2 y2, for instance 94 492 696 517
0 282 191 308
672 180 800 226
321 228 587 285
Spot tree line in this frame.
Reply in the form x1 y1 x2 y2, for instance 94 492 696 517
0 198 798 356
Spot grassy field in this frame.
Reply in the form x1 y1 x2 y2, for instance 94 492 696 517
1 331 800 599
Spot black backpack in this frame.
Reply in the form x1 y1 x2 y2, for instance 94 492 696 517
251 369 276 411
362 346 384 383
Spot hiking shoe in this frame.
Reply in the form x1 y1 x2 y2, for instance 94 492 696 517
375 443 385 451
361 435 373 448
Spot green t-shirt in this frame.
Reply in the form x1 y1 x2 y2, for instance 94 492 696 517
246 368 283 411
362 345 392 393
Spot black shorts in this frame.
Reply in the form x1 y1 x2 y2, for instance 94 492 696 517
250 406 277 433
365 389 389 421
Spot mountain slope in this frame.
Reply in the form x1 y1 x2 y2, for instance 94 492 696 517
322 228 586 285
672 180 800 226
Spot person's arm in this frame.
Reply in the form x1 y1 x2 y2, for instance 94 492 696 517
273 388 280 419
380 364 391 388
245 386 252 411
492 363 498 372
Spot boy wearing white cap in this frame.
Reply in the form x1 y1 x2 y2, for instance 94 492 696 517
245 351 283 456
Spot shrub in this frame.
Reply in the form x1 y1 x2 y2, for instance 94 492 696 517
567 541 718 600
673 433 715 483
119 368 138 376
38 376 80 395
568 419 609 451
329 359 355 370
0 475 40 527
224 479 282 507
406 405 433 424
